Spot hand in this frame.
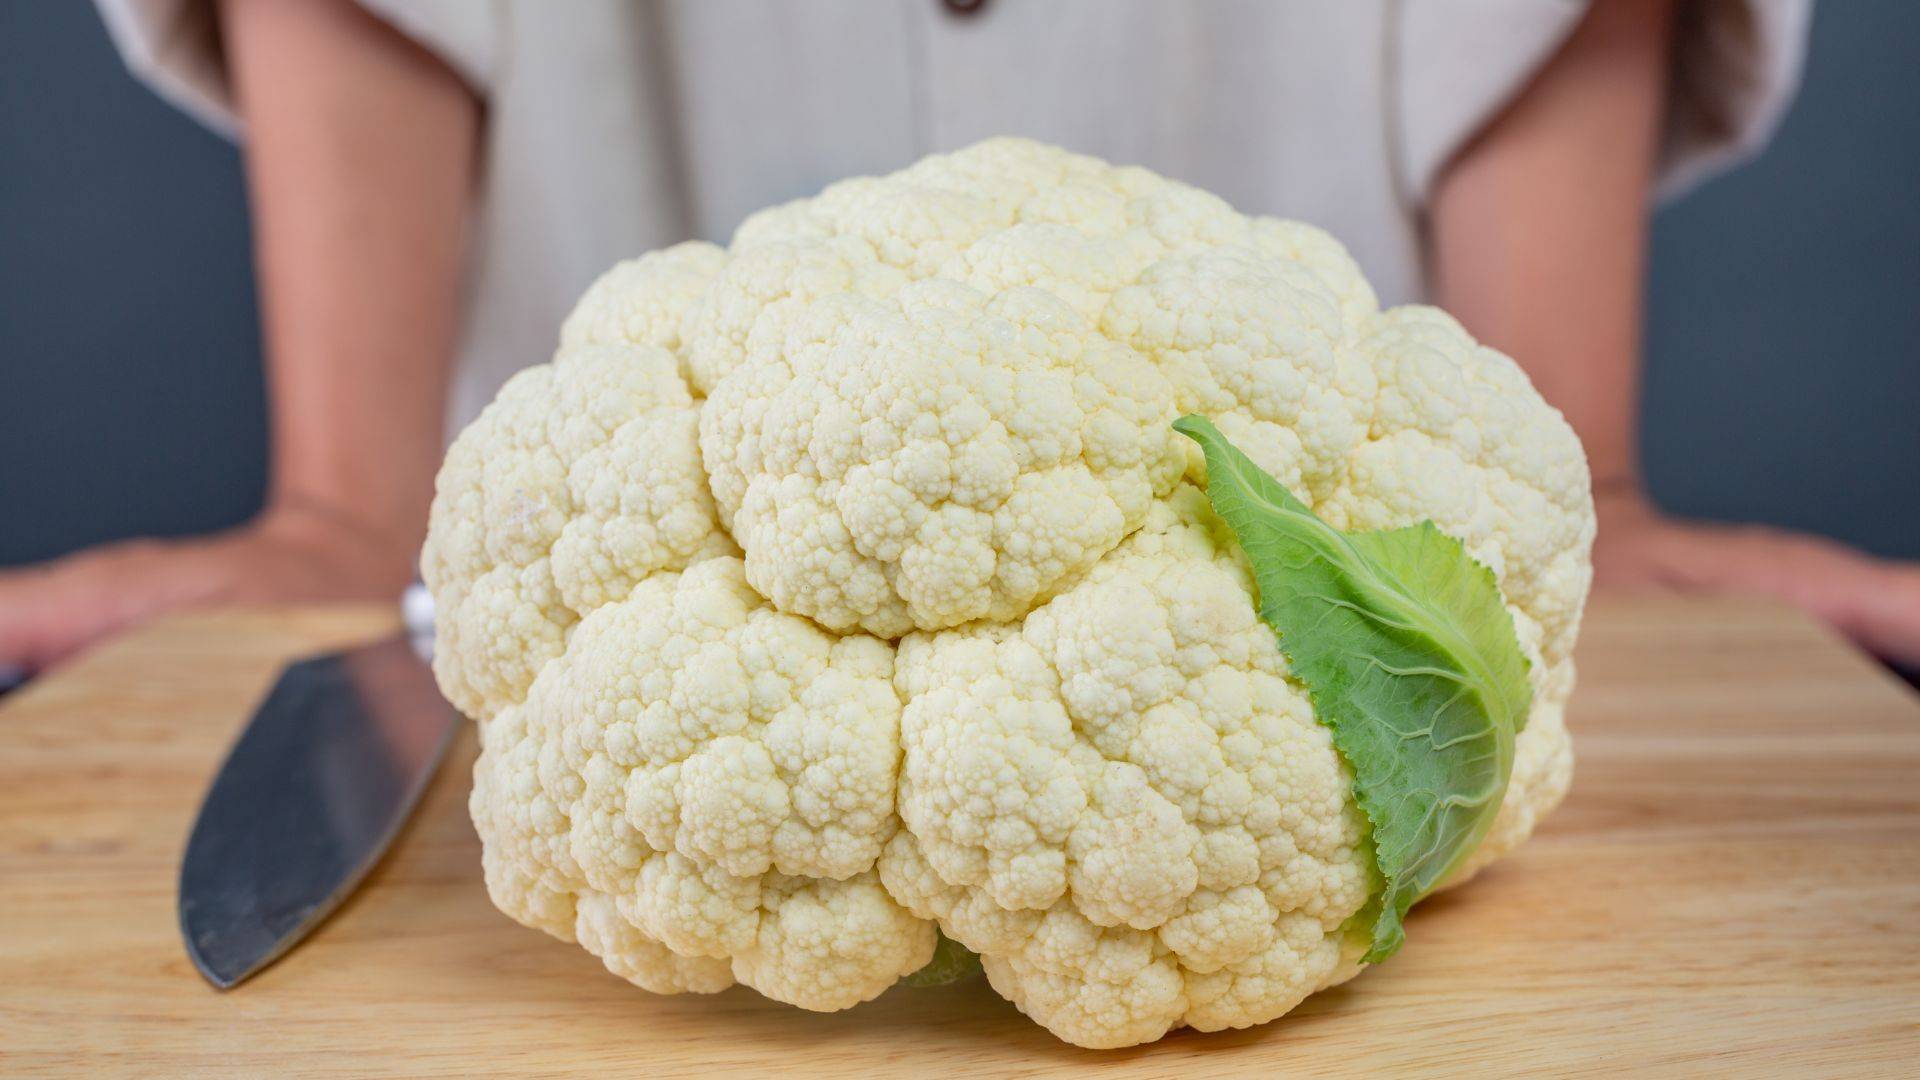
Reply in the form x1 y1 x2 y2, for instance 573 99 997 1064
0 503 415 674
1594 487 1920 667
0 0 477 681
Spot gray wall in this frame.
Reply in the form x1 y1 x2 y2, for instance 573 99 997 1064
1642 2 1920 558
3 3 1916 567
2 2 265 566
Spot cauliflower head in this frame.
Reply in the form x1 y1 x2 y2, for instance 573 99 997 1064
423 137 1593 1048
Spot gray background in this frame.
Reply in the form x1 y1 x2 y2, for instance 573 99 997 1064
2 2 1915 568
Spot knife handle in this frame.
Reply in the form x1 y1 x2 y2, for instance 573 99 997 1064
402 582 436 663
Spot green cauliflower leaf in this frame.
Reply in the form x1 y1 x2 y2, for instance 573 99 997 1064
1175 415 1532 963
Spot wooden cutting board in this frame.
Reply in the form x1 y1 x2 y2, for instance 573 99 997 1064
2 596 1917 1077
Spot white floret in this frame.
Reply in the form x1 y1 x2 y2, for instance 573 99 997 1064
1328 305 1594 669
689 138 1398 640
560 241 730 385
422 343 726 721
1104 247 1377 502
467 557 933 1010
700 280 1186 637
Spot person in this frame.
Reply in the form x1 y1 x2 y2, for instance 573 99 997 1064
4 0 1916 673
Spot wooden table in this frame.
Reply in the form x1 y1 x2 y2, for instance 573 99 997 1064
2 597 1917 1077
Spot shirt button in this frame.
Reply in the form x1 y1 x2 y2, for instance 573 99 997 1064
942 0 989 17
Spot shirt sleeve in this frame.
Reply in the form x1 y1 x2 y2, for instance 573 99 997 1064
1392 0 1814 207
92 0 500 139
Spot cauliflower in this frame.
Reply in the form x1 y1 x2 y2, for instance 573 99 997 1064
423 137 1594 1048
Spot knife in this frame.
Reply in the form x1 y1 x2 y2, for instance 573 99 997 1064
178 583 460 989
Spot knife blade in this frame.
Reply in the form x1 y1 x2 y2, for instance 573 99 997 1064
178 584 458 988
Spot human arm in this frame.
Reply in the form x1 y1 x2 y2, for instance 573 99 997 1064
0 0 480 672
1429 0 1920 664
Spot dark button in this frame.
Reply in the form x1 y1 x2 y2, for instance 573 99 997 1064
942 0 990 17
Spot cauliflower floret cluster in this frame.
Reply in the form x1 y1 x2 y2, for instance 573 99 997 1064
879 488 1376 1046
424 138 1594 1048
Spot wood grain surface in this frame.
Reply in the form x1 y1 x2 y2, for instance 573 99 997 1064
2 596 1917 1077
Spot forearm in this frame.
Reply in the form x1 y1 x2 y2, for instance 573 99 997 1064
221 0 481 576
1429 0 1675 494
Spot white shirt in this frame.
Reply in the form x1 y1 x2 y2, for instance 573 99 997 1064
97 0 1810 433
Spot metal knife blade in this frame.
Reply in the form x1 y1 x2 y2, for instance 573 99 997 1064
178 586 458 988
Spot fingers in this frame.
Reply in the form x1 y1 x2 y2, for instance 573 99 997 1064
0 563 111 673
0 539 211 673
1823 561 1920 666
0 517 411 676
1592 496 1920 666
